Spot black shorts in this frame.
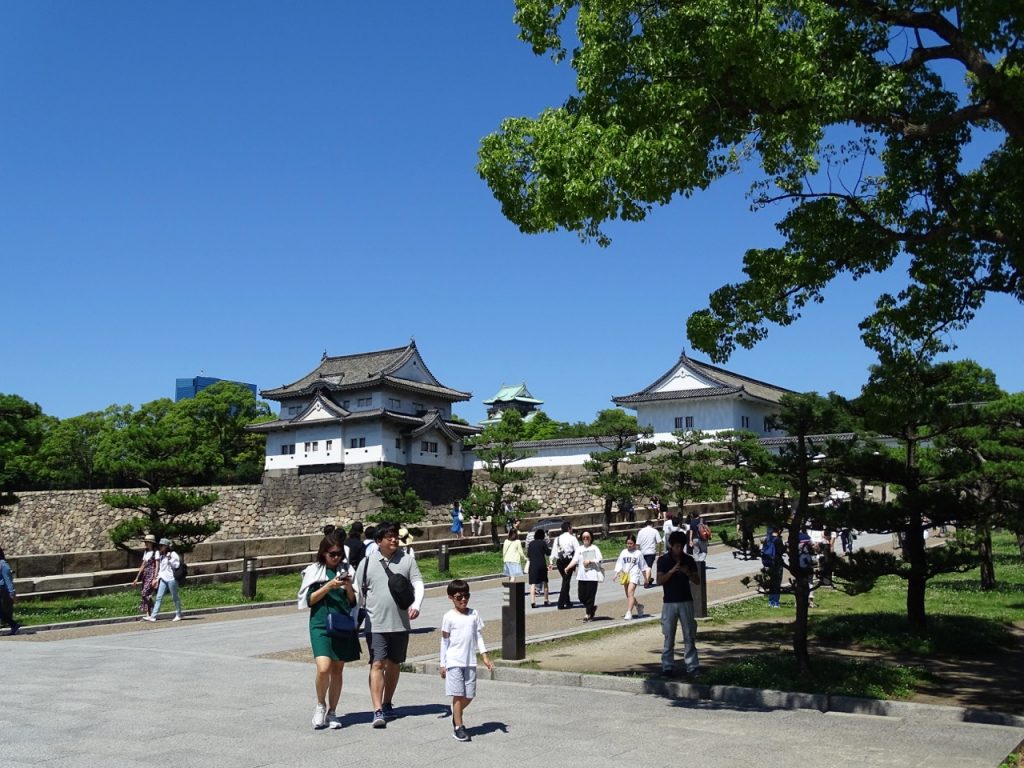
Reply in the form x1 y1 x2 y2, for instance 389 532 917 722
643 554 656 569
368 631 410 664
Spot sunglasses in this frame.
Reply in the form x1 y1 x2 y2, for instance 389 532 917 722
325 550 343 558
452 593 470 600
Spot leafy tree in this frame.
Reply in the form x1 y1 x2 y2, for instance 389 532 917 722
741 392 854 673
464 411 540 547
105 487 220 554
647 429 729 516
835 355 1003 626
518 410 570 441
710 429 785 551
935 392 1024 584
365 466 426 529
583 408 651 535
0 394 46 510
175 381 274 484
479 1 1024 359
22 410 110 489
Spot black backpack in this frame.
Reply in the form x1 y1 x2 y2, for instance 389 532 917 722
380 559 415 610
173 558 188 583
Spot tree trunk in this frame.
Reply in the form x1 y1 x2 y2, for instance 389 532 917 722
903 519 928 630
1017 531 1024 559
792 570 812 675
977 525 996 590
603 497 613 537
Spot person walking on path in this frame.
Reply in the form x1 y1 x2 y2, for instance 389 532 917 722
354 522 425 729
636 518 662 589
439 579 493 743
450 501 465 539
526 529 551 608
687 511 710 562
501 529 526 579
144 538 182 622
613 534 649 620
762 527 784 608
299 533 361 730
550 521 580 610
130 534 160 618
657 530 701 677
573 530 603 621
0 544 21 636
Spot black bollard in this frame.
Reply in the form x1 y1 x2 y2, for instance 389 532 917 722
693 561 708 618
501 580 526 660
241 556 257 599
438 543 450 574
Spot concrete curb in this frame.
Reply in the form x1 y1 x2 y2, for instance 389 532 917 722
406 660 1024 728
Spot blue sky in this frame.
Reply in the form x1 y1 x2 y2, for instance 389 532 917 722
2 2 1020 425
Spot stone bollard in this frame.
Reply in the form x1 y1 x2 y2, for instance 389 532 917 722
241 557 257 599
501 580 526 660
694 561 708 618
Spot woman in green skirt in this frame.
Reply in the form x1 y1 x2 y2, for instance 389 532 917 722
299 533 361 730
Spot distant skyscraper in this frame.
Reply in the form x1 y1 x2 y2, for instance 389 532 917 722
175 376 258 402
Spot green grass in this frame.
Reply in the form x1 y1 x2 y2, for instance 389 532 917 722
14 534 635 626
701 652 929 699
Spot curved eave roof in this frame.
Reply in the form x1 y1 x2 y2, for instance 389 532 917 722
613 351 794 406
261 342 470 402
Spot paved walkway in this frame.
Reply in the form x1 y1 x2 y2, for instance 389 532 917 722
4 534 1023 767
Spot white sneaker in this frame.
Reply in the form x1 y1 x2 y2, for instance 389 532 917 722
172 614 182 622
143 616 156 622
623 612 633 621
327 711 342 729
312 703 327 729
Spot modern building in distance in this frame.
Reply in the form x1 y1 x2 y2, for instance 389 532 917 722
248 341 479 474
612 349 794 441
480 382 544 426
175 376 258 402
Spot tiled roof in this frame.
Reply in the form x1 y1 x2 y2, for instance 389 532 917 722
245 406 481 437
261 341 470 402
613 350 795 406
758 433 857 447
483 382 543 406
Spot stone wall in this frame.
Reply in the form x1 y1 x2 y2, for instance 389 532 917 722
0 464 613 557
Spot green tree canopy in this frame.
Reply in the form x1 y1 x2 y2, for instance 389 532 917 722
0 394 46 509
479 1 1023 358
365 466 426 529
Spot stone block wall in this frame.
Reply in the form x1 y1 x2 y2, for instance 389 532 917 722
0 464 613 558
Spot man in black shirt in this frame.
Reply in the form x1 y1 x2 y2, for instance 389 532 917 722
656 530 701 677
346 522 367 571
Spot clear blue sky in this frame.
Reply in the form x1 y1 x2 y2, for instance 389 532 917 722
2 2 1020 425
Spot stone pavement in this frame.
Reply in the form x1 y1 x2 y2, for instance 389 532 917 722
4 533 1023 767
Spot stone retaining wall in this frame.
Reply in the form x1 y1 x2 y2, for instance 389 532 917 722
0 464 722 559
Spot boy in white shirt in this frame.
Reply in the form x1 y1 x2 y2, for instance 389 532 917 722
439 579 493 742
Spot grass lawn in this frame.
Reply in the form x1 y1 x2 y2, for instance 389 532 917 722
697 531 1024 697
14 532 635 626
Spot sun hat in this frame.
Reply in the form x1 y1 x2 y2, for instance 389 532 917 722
158 538 172 547
398 526 415 546
143 534 157 543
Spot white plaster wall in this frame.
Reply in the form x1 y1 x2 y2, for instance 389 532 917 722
264 423 343 470
342 421 384 465
391 353 432 384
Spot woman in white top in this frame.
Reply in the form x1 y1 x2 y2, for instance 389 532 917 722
613 534 649 620
573 530 603 622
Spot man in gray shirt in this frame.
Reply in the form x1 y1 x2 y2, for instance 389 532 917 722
354 521 425 728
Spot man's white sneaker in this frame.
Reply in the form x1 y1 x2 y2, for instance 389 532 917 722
327 711 343 729
312 703 327 729
172 614 182 622
143 616 156 622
